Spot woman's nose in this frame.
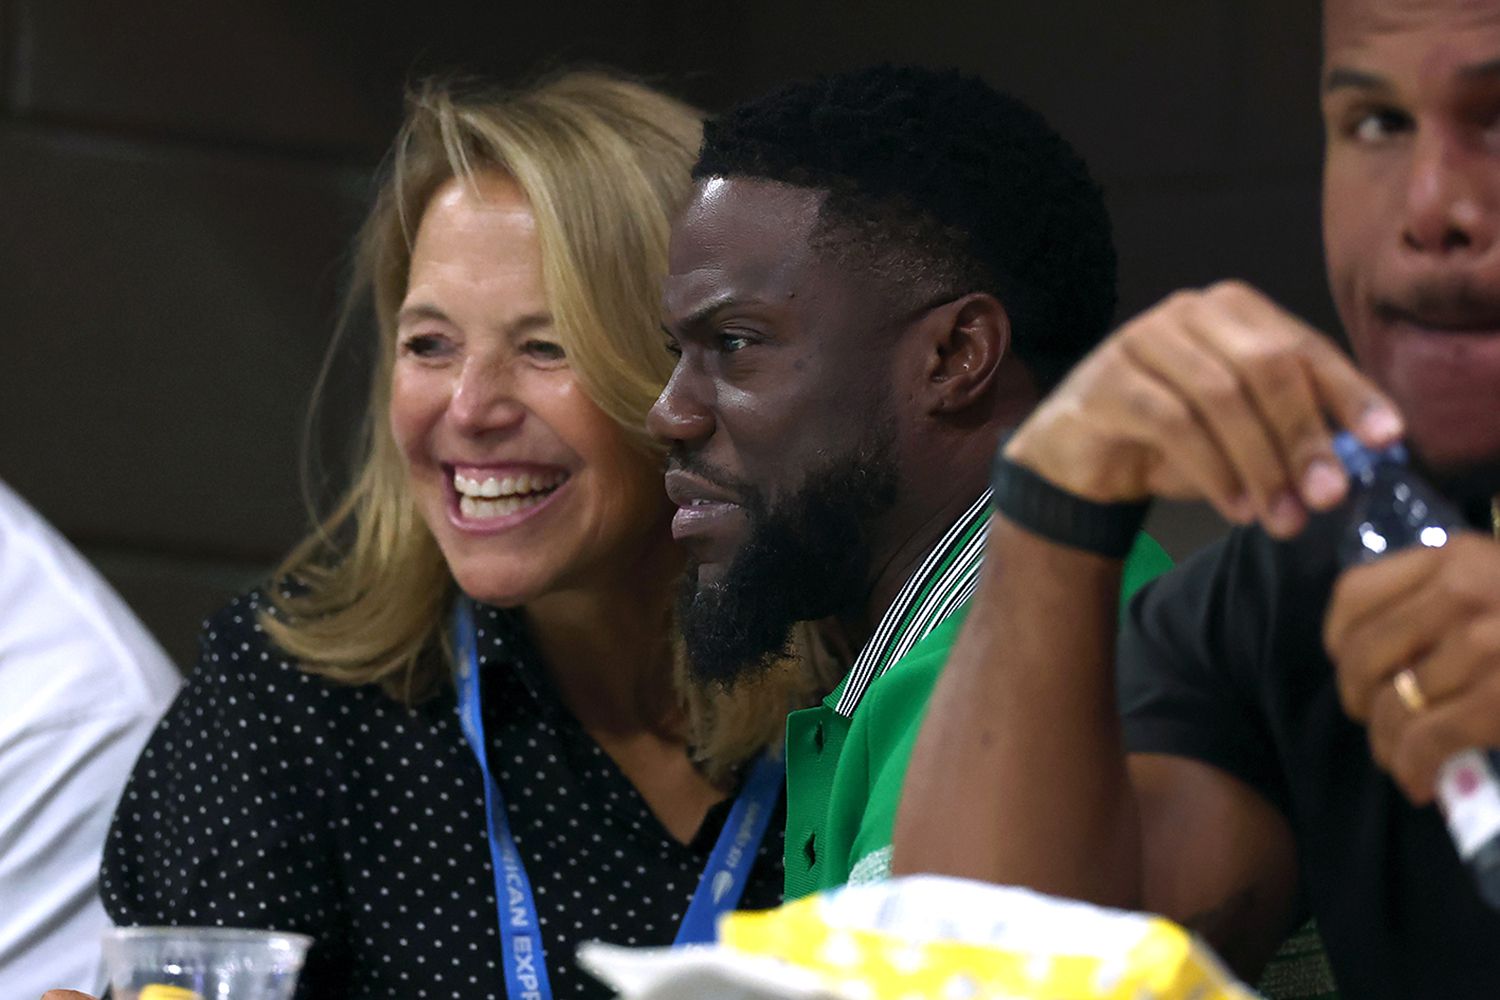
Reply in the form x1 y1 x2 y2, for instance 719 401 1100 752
447 356 527 435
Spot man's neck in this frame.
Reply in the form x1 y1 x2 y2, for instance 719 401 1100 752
828 474 989 658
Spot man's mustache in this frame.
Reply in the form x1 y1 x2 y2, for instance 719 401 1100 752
1376 281 1500 331
665 447 755 499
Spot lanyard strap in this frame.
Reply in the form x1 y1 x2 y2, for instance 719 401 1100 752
453 599 554 1000
672 747 783 945
451 600 783 999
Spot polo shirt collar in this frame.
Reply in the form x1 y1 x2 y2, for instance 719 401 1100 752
830 489 991 718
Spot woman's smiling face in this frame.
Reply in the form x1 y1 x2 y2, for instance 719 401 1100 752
389 171 673 607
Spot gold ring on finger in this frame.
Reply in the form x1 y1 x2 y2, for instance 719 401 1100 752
1393 668 1427 714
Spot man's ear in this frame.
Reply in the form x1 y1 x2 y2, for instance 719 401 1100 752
922 292 1011 415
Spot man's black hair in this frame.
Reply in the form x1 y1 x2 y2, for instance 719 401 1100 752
695 64 1116 391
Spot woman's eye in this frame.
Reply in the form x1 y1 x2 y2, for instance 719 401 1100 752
523 339 567 362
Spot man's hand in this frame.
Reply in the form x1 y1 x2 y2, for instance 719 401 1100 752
1005 281 1403 538
1326 535 1500 803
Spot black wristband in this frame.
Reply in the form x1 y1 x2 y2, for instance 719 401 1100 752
990 449 1151 559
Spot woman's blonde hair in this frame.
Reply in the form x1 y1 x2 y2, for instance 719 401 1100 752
263 71 820 780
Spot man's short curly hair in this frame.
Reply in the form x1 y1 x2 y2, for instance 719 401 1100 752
695 65 1116 391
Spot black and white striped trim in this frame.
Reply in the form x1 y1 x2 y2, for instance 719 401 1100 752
832 490 991 717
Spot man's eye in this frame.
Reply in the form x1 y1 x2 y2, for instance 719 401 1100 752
718 333 752 353
522 339 567 362
1349 107 1412 144
399 333 448 358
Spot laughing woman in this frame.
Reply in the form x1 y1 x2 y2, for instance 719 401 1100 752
92 73 808 1000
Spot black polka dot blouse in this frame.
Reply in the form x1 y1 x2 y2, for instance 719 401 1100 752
101 590 786 1000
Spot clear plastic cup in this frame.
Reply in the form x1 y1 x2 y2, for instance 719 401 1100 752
101 927 313 1000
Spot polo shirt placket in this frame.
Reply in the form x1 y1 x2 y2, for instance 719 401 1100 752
783 491 991 899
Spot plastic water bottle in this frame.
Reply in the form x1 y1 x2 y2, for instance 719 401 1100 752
1334 432 1500 910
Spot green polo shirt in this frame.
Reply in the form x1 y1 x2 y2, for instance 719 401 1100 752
783 521 1173 900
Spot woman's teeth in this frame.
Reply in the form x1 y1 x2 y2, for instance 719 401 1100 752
453 470 565 520
459 493 549 519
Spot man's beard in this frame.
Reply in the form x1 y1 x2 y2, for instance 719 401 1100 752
676 424 900 690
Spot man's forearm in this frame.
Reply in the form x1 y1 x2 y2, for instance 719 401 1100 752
892 516 1142 907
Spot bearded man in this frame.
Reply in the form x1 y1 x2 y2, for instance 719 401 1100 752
650 64 1171 898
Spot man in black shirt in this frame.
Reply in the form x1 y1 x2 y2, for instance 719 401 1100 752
895 1 1500 997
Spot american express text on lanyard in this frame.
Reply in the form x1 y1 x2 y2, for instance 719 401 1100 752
451 599 784 1000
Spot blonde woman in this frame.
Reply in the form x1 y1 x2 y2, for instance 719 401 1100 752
93 73 810 1000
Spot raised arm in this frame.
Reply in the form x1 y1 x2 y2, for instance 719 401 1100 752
896 518 1141 901
893 281 1400 975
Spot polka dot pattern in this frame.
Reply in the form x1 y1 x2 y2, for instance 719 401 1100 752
101 590 785 1000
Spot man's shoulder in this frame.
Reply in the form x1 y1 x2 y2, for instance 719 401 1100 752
855 527 1176 728
1118 517 1347 814
822 532 1178 893
858 611 967 732
0 481 180 728
1127 515 1341 657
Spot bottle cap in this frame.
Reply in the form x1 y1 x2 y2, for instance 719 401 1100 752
1332 431 1408 476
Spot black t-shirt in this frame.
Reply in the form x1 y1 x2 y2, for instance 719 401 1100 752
102 591 785 1000
1118 513 1500 998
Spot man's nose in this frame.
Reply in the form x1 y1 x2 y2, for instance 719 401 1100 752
647 360 715 446
1400 127 1497 258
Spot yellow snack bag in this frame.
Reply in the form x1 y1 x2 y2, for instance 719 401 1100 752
580 877 1261 1000
715 877 1259 1000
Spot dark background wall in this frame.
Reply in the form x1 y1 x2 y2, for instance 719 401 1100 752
0 1 1329 666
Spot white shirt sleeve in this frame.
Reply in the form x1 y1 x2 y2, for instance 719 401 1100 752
0 480 182 996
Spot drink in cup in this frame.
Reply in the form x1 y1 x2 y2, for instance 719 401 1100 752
101 927 312 1000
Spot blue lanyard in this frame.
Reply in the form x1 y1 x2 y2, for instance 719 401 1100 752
451 599 783 999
